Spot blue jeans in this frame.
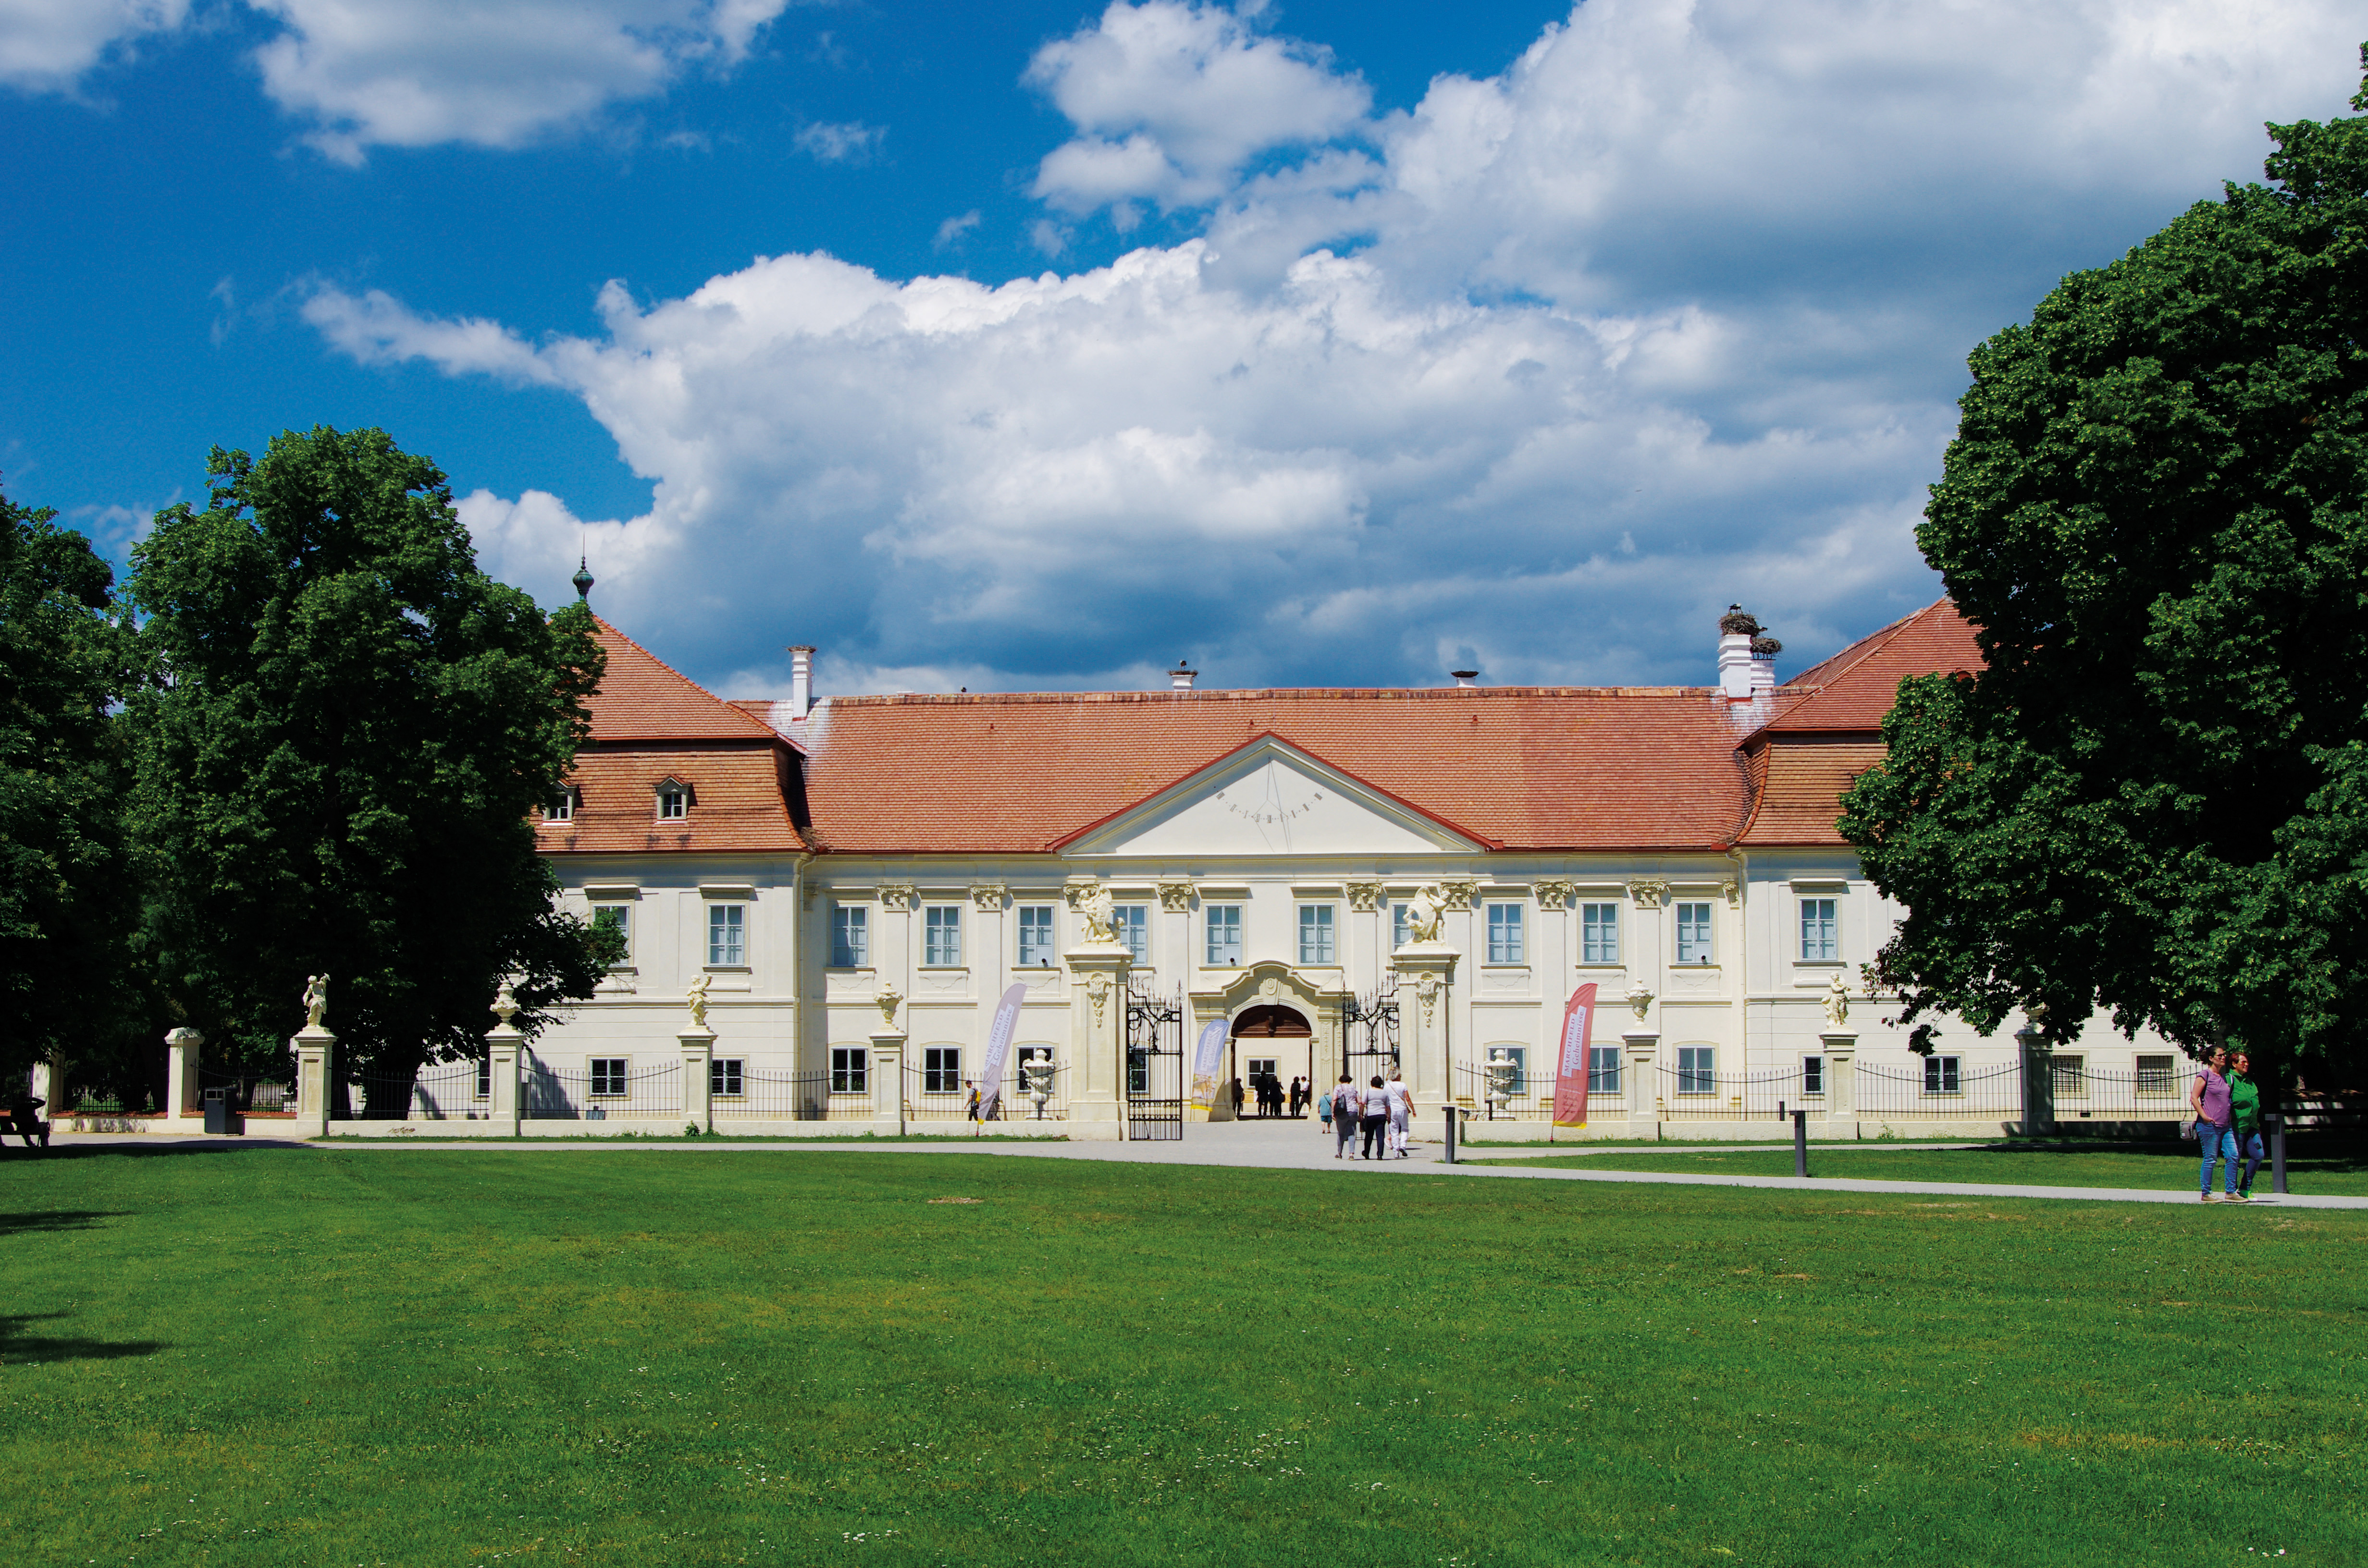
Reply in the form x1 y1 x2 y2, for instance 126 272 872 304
2198 1122 2237 1193
2236 1129 2266 1193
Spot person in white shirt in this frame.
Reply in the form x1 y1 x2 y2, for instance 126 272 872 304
1386 1069 1415 1158
1329 1073 1361 1159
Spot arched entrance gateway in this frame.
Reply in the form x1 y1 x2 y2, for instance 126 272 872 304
1231 1003 1312 1119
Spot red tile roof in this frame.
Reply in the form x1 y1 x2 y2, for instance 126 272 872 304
538 747 805 854
1732 740 1890 847
587 618 781 744
1755 599 1981 735
801 686 1754 854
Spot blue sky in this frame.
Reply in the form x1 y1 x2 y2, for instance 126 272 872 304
3 1 2361 699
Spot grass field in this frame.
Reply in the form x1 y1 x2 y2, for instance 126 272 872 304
1468 1140 2368 1195
4 1147 2362 1567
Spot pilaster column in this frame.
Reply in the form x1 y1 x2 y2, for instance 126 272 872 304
1392 943 1456 1108
1064 944 1130 1141
1624 1030 1660 1139
680 1028 715 1133
292 1027 335 1138
1821 1031 1857 1139
869 1034 905 1137
165 1027 204 1120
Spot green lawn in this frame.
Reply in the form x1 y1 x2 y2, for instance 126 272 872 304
1468 1140 2368 1195
4 1148 2362 1567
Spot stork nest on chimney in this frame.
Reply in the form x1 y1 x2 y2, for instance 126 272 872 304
1751 635 1783 656
1719 606 1762 636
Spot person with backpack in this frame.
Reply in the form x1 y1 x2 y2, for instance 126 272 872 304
2188 1046 2237 1202
1330 1073 1361 1159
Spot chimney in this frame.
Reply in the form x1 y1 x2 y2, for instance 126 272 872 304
1750 634 1781 696
1451 669 1479 688
1717 605 1758 700
787 645 815 717
1170 659 1197 693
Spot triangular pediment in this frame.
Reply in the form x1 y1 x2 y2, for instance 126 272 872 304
1054 735 1491 857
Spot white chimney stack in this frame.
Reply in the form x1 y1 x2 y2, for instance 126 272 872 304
788 645 815 717
1451 669 1479 688
1171 660 1196 692
1717 605 1756 700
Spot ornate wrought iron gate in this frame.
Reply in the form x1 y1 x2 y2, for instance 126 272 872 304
1123 976 1184 1140
1338 978 1401 1088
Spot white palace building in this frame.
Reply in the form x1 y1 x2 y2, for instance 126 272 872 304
273 599 2187 1140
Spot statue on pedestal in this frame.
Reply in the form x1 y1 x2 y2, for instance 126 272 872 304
686 972 712 1030
1822 973 1850 1029
1404 885 1447 944
301 973 331 1030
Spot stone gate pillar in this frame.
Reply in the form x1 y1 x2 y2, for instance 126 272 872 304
1064 943 1130 1141
1623 1030 1660 1139
1821 1031 1858 1140
2016 1024 2052 1136
165 1027 204 1123
292 1026 335 1139
1392 942 1457 1111
869 1034 905 1137
680 1027 715 1134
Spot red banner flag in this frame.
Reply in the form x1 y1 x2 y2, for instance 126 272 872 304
1552 982 1598 1128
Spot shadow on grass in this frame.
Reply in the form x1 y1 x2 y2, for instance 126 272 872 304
1971 1136 2368 1174
0 1209 130 1236
0 1312 165 1364
35 1140 312 1162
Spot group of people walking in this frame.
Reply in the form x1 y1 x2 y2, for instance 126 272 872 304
1229 1074 1310 1117
2190 1046 2268 1201
1318 1071 1414 1160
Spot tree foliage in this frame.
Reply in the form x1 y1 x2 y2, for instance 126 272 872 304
0 478 139 1090
125 428 612 1103
1841 56 2368 1087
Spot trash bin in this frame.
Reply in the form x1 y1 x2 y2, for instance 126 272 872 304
202 1086 238 1135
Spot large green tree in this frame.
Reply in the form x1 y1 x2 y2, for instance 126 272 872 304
127 428 612 1110
0 479 140 1098
1841 57 2368 1089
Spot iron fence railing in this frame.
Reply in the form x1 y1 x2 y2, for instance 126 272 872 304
1656 1065 1804 1120
523 1059 680 1121
1450 1060 1627 1121
198 1067 294 1114
1857 1057 2024 1119
901 1060 1069 1122
711 1066 873 1120
341 1061 491 1120
2045 1059 2190 1121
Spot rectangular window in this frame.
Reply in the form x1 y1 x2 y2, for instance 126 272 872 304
1485 902 1525 964
924 906 962 967
1676 902 1715 965
476 1058 491 1099
2052 1054 2087 1097
711 1058 743 1097
1018 905 1057 967
1392 902 1411 950
706 904 745 967
1676 1044 1716 1095
923 1046 962 1094
1923 1055 1961 1095
1802 1055 1825 1095
1114 904 1149 965
2134 1054 2177 1095
1800 897 1839 962
1206 905 1242 965
830 1047 867 1094
831 905 868 968
657 783 687 820
1588 1045 1622 1094
1297 904 1336 964
592 904 631 965
548 787 575 822
1580 902 1620 964
591 1058 627 1097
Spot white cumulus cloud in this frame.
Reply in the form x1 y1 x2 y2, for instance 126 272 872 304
0 0 187 91
305 0 2368 692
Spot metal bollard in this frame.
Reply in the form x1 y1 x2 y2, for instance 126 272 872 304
1443 1105 1458 1164
1793 1108 1808 1178
2272 1113 2287 1195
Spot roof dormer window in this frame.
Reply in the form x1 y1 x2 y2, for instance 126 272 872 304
656 778 691 821
547 786 578 823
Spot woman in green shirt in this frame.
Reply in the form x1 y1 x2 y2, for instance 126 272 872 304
2228 1052 2265 1202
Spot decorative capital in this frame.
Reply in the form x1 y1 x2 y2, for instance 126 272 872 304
1439 878 1478 912
1158 878 1195 913
1721 878 1740 909
878 883 915 911
1627 877 1669 910
970 882 1007 912
1534 878 1573 911
1063 875 1101 909
875 982 901 1028
1346 880 1383 913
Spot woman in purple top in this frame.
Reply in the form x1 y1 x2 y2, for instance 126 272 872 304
2188 1046 2238 1202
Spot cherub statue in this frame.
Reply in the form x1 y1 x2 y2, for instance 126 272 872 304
686 972 712 1029
301 973 331 1030
1404 885 1448 945
1078 884 1120 946
1822 972 1850 1029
